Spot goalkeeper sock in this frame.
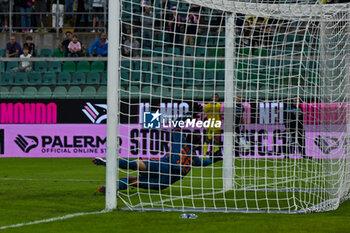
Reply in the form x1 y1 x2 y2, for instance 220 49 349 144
214 145 220 152
119 159 138 170
118 177 128 190
203 142 209 155
214 141 221 153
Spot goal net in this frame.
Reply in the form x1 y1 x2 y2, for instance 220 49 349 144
113 0 350 213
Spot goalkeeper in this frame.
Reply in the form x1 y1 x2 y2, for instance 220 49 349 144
203 93 223 156
93 104 222 192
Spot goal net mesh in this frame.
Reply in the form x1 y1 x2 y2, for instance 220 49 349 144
117 0 350 213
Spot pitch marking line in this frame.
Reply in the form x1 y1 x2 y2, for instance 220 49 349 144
0 210 109 230
0 178 104 182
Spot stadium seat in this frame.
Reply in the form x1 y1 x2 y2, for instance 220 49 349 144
13 72 28 85
6 61 18 71
120 86 129 99
40 48 52 57
141 61 150 71
153 47 163 57
142 72 151 84
81 86 97 98
0 86 9 98
121 60 131 69
49 61 62 72
62 61 76 72
0 49 6 57
28 72 42 85
96 86 107 98
37 86 52 98
67 86 82 99
42 72 57 85
129 86 140 98
194 71 204 85
1 61 4 72
8 86 24 98
131 71 141 84
23 86 38 98
52 86 68 99
141 86 152 98
101 72 107 84
1 72 13 85
142 48 152 56
34 61 47 72
132 61 141 71
91 61 105 72
196 48 206 57
86 72 100 85
167 47 181 56
120 68 130 85
57 72 71 85
77 61 90 72
184 47 194 56
151 63 161 74
72 72 86 85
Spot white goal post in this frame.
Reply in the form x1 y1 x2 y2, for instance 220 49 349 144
106 0 350 213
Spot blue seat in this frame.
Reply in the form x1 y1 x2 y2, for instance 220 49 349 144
13 72 28 85
57 72 71 85
9 86 24 98
1 72 13 85
49 61 62 72
28 72 42 85
6 61 18 71
42 72 57 85
87 72 100 85
40 48 52 57
23 87 38 98
72 72 86 85
37 86 52 98
52 86 67 99
34 61 47 72
67 86 82 99
81 86 97 98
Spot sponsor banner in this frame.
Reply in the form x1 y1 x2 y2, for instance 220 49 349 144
0 124 347 158
0 99 348 125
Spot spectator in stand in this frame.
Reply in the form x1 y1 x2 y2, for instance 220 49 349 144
161 0 170 30
122 34 140 57
184 8 198 46
20 0 33 32
252 17 266 46
67 35 82 57
12 0 21 32
0 0 9 32
53 43 66 57
91 0 104 32
6 36 22 57
141 6 154 48
168 6 182 45
75 0 89 32
33 0 48 32
11 46 32 73
61 31 73 53
89 32 108 57
23 35 36 56
65 0 74 24
241 21 252 47
51 0 65 32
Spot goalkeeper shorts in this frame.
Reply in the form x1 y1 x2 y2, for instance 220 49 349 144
205 127 222 140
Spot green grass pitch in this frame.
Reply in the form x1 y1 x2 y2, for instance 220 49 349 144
0 158 349 233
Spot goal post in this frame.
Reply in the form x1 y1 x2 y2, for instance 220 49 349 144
105 0 120 210
105 0 350 212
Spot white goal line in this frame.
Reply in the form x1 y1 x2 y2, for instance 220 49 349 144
0 210 109 230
